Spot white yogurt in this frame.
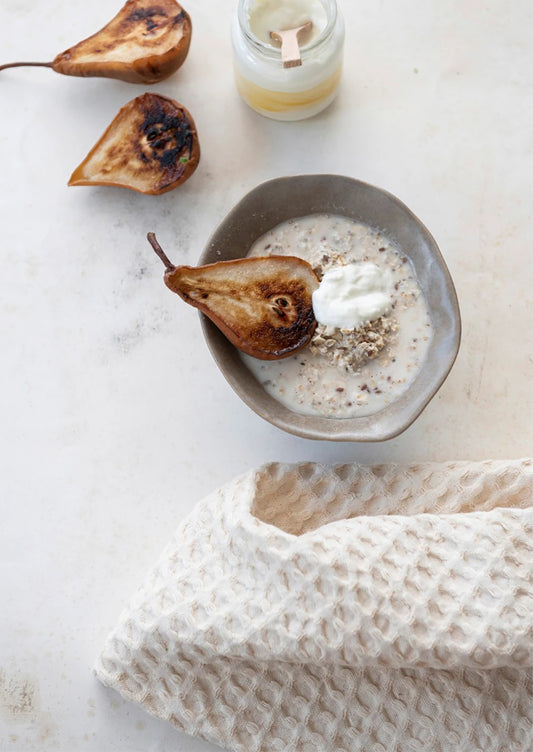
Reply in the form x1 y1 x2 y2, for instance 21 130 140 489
242 214 433 419
312 262 393 329
248 0 328 46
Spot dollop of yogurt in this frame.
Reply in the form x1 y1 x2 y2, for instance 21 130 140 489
312 262 393 329
248 0 328 46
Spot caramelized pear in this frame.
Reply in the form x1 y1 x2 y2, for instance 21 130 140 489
69 93 199 194
0 0 191 84
147 233 319 359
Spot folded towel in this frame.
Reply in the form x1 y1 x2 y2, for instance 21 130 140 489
96 459 533 751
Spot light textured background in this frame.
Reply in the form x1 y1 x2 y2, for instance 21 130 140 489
0 0 531 750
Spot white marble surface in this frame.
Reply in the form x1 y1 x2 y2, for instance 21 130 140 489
0 0 531 750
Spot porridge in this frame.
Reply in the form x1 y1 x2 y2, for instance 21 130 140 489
242 214 432 418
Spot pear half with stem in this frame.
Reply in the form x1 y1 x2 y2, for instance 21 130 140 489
69 93 200 194
0 0 192 84
148 233 319 360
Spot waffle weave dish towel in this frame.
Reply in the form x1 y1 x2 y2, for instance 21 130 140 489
96 459 533 751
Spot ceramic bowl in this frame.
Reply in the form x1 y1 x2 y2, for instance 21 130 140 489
199 174 461 441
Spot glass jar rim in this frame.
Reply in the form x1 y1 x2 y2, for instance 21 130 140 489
237 0 338 60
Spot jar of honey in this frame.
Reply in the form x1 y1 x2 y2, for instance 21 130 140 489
232 0 345 121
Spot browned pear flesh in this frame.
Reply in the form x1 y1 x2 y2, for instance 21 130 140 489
147 233 319 360
69 93 200 195
0 0 192 84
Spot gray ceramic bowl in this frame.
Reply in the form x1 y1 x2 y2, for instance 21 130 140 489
199 175 460 441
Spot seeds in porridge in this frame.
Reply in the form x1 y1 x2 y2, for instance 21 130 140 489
309 316 399 372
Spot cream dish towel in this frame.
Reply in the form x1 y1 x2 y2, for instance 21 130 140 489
96 459 533 751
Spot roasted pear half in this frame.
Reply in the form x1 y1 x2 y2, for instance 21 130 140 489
148 233 319 359
69 93 199 194
0 0 191 84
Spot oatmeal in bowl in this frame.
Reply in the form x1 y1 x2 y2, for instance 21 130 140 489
199 175 461 441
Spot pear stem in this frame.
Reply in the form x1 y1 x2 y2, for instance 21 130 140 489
147 232 175 271
0 61 54 72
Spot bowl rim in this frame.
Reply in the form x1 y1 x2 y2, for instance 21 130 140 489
199 174 461 441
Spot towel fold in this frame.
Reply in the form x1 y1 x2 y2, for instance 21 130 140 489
96 459 533 751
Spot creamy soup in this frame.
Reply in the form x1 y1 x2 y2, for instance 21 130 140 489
241 214 432 418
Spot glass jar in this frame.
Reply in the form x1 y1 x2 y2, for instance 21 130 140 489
232 0 344 121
